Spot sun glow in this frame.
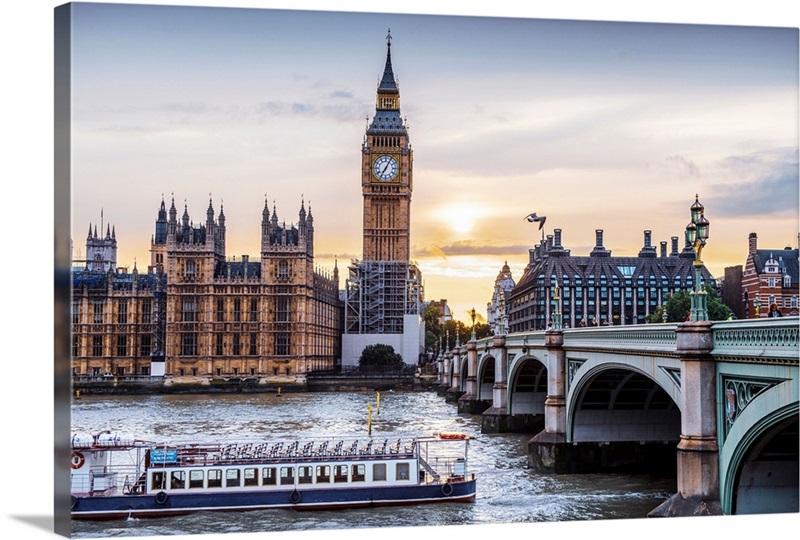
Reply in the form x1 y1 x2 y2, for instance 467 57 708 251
437 203 488 235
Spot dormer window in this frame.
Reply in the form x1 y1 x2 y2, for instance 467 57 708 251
764 256 779 273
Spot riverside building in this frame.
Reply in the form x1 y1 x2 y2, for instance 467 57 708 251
71 198 343 384
508 228 714 331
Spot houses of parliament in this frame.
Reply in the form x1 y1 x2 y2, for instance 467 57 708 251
70 31 425 383
71 197 342 383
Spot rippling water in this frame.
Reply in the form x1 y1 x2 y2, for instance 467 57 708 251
70 390 676 538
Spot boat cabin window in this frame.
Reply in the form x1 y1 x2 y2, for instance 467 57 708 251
373 463 386 482
262 467 277 486
352 464 366 482
333 465 348 483
298 466 313 484
189 470 204 489
170 471 185 490
316 465 331 483
151 471 166 490
244 468 259 487
396 462 410 481
208 469 222 488
225 469 241 488
280 467 294 486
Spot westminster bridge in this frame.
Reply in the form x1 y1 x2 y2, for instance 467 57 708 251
435 317 799 517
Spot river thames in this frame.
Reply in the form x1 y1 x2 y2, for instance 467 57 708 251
69 389 680 538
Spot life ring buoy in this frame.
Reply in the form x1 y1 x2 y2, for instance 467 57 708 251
289 490 302 504
441 483 454 496
439 432 467 440
155 491 169 505
71 452 85 469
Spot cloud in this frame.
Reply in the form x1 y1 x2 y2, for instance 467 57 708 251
329 89 355 99
413 241 530 258
664 154 700 177
253 99 368 123
708 147 799 217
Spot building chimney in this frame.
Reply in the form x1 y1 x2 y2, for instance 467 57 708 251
749 232 758 254
670 236 679 257
554 229 562 248
660 241 667 258
638 230 657 257
591 229 611 257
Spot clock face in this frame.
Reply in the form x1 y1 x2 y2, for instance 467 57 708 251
372 155 399 181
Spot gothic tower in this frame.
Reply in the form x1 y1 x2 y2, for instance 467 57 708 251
85 212 117 272
343 30 424 366
361 29 413 262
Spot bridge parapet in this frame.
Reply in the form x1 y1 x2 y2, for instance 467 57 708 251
711 317 799 363
560 324 679 354
498 333 546 352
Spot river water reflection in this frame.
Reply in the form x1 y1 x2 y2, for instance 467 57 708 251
70 390 676 538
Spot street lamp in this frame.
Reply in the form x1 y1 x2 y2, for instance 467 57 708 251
662 304 668 323
685 194 710 321
754 292 762 318
470 307 477 341
551 283 562 330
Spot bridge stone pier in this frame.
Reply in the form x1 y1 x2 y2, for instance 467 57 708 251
438 318 799 517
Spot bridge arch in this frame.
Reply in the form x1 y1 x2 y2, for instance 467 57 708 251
567 362 681 443
477 354 495 401
508 355 547 415
720 380 799 515
445 358 455 388
458 355 469 392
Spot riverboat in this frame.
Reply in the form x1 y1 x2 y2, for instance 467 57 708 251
70 430 477 520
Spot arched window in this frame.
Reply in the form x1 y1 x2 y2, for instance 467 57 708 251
278 260 289 282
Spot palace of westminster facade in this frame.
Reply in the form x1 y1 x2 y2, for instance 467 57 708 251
70 32 424 383
71 197 342 382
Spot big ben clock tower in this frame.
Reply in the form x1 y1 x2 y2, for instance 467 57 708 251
361 30 412 262
343 30 424 367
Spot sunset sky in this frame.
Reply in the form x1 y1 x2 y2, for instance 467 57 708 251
68 2 799 323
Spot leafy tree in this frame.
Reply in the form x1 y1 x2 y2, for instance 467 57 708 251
358 344 404 372
647 286 732 323
473 322 492 340
423 305 443 358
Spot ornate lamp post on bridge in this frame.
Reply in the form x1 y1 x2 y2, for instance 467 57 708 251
470 307 477 341
754 292 762 318
685 195 710 322
551 283 562 330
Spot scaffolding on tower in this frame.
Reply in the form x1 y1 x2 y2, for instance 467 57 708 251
344 260 422 335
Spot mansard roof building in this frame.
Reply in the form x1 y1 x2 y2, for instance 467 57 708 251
508 228 714 331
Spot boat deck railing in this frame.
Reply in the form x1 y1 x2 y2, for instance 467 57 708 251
153 438 418 468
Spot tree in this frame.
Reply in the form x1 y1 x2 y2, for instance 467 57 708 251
423 305 443 358
358 344 404 372
647 286 732 323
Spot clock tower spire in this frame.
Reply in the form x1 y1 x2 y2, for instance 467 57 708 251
362 28 412 262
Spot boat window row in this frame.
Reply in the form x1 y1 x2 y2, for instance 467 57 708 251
150 462 412 491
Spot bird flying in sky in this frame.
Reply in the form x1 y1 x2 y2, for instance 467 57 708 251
524 213 546 230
